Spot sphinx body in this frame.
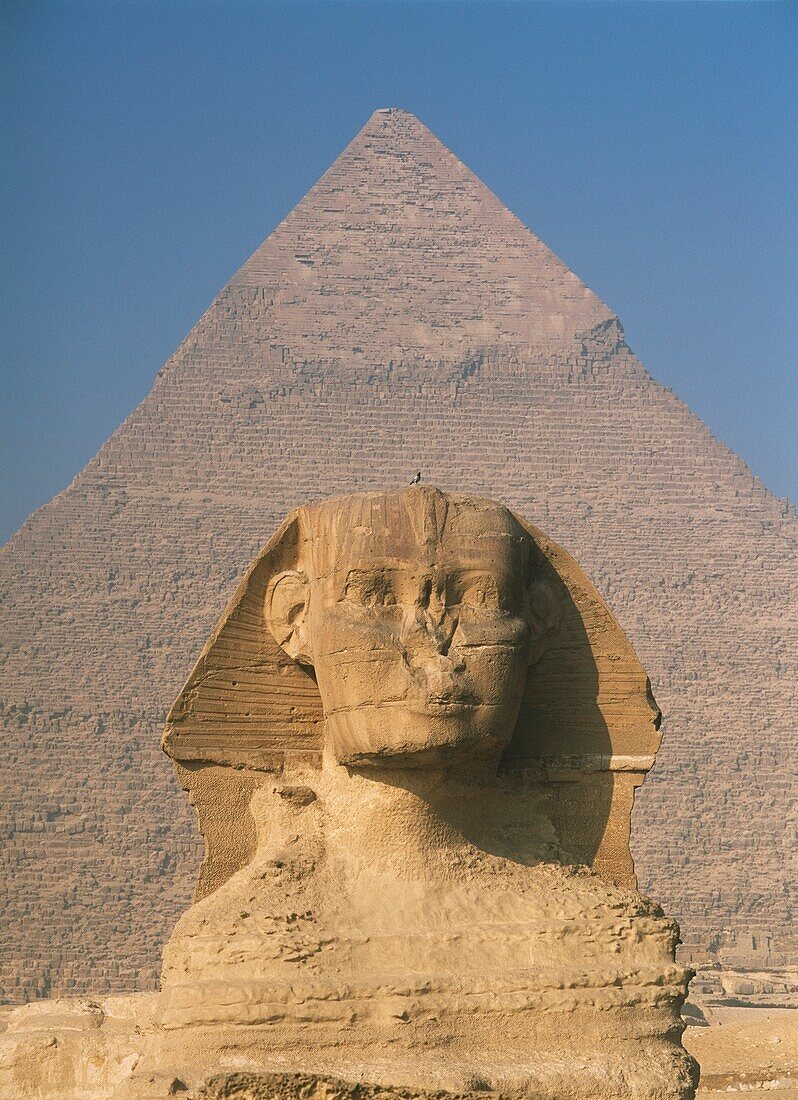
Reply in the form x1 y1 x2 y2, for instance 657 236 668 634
157 766 693 1099
1 489 698 1100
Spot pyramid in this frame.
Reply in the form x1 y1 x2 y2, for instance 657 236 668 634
1 108 795 1004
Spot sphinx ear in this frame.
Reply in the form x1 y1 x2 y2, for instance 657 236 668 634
525 573 564 666
266 570 313 666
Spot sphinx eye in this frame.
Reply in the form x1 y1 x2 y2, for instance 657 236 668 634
344 571 396 608
447 571 501 610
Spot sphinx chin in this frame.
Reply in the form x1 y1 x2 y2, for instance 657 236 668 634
325 704 510 768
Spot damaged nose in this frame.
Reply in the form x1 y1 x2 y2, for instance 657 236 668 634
416 651 469 702
401 603 457 656
426 610 457 656
400 606 468 700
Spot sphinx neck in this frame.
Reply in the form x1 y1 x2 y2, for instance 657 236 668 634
317 758 476 880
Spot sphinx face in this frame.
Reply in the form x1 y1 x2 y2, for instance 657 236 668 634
298 491 534 766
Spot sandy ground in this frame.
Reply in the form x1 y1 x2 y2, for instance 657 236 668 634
685 1008 798 1096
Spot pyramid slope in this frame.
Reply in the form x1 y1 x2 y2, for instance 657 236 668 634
1 111 795 1003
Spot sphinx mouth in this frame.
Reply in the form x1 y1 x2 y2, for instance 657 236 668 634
412 692 479 715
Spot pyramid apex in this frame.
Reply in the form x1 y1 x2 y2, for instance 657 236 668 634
232 107 614 355
362 106 428 129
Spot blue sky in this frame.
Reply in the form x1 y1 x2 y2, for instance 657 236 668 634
1 0 795 543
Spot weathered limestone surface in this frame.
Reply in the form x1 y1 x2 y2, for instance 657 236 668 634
0 108 795 1004
0 489 697 1099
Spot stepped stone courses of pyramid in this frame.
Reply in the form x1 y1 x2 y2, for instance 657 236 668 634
1 108 795 1004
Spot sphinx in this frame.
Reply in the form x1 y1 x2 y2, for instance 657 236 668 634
155 487 697 1098
0 487 698 1100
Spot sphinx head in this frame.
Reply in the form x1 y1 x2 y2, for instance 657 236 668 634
265 487 559 768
